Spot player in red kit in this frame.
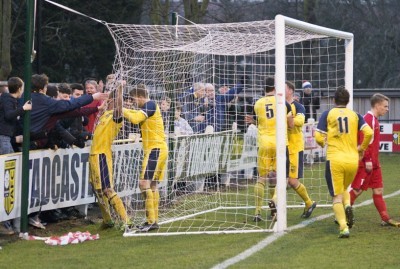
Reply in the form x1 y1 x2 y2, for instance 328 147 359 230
349 93 400 227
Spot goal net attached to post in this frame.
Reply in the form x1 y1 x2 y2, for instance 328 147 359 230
103 15 353 236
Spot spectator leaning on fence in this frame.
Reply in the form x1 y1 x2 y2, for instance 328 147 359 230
204 78 245 132
179 82 206 133
28 74 108 228
83 79 103 133
0 77 32 235
30 74 106 137
174 102 193 136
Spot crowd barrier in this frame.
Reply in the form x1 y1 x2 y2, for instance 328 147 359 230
0 130 258 222
2 122 398 222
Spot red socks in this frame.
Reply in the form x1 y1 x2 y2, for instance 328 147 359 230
349 189 357 206
373 194 389 222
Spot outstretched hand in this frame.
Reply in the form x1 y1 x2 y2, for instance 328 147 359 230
92 92 109 101
97 80 104 92
365 161 373 173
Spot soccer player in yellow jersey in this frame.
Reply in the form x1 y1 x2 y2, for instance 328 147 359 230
315 87 373 238
253 77 294 222
123 84 168 232
286 81 317 218
89 85 130 229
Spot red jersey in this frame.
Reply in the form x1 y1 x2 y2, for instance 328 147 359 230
84 100 103 133
359 111 380 168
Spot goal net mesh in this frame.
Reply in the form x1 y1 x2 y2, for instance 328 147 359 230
102 18 348 235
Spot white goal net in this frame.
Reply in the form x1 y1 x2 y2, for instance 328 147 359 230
103 15 353 235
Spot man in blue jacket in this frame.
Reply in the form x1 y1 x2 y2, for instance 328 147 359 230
27 74 108 228
30 74 108 138
204 79 245 132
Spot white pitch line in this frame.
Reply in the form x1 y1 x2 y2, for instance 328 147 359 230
211 189 400 269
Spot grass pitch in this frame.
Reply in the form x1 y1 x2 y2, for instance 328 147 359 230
1 153 400 269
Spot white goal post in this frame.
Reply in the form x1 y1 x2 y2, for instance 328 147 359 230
274 15 354 232
101 15 354 236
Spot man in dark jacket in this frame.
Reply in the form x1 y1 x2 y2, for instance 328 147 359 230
27 74 108 228
204 79 245 132
179 82 206 133
0 77 32 235
300 81 320 122
30 74 107 136
0 77 31 154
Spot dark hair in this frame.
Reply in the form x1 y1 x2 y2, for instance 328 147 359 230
46 85 59 98
334 86 350 106
58 83 72 95
31 74 49 92
160 96 171 104
70 83 84 93
8 77 24 94
370 93 389 107
175 102 182 111
129 84 148 98
265 76 275 93
285 81 295 92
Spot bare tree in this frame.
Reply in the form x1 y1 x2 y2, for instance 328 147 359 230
304 0 317 23
0 0 12 80
183 0 209 24
150 0 170 25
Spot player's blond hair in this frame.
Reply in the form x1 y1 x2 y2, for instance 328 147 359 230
370 93 389 107
129 84 148 98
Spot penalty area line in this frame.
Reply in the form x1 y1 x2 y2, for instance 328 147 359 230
211 189 400 269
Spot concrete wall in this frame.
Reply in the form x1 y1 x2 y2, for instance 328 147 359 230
318 88 400 123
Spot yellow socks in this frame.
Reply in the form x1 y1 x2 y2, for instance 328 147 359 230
268 185 276 200
109 192 129 223
96 191 112 224
153 189 160 223
254 182 265 215
333 202 347 230
295 183 312 208
142 189 155 224
342 191 351 208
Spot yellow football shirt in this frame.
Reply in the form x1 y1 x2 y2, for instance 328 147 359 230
90 110 122 155
315 107 371 162
288 101 305 153
123 100 167 152
254 95 292 147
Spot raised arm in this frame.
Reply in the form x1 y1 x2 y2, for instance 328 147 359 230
218 84 244 104
123 108 147 125
113 84 123 119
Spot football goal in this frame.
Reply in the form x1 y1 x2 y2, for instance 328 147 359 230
100 14 354 236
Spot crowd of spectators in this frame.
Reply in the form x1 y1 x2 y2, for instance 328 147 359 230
0 74 109 235
0 74 321 236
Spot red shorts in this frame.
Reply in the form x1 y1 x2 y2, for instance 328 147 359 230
351 166 383 191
